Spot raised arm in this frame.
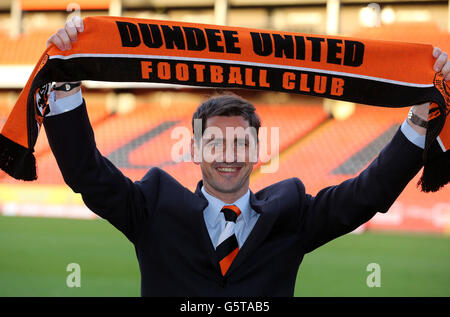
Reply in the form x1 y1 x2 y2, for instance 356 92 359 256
297 48 449 253
404 48 448 141
44 17 152 244
297 128 423 253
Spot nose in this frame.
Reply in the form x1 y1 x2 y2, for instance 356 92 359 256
224 142 238 163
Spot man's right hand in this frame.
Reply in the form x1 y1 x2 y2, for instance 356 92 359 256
47 16 84 51
46 16 84 99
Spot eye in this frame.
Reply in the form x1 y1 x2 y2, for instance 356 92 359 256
206 139 223 149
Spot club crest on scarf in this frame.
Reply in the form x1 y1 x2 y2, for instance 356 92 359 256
35 83 51 126
429 72 449 122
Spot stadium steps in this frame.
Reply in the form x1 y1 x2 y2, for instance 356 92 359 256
250 105 410 195
331 123 399 175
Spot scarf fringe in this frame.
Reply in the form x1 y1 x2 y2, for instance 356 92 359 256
418 149 450 192
0 134 36 181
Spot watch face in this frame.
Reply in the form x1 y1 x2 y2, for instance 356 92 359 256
408 109 413 119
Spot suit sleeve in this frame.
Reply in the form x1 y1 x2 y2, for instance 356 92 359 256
43 100 152 244
296 128 423 253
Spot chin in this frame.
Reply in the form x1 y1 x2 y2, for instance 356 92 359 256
213 182 242 194
201 166 250 195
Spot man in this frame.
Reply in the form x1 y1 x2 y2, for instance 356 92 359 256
45 17 449 296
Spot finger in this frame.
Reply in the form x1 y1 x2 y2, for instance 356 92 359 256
56 28 72 50
433 51 448 72
65 20 78 42
47 34 65 50
46 35 54 47
72 15 84 32
433 47 442 59
443 61 450 81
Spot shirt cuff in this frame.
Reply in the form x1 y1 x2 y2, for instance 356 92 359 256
47 89 83 117
400 119 425 149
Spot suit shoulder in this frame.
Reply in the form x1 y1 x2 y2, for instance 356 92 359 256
137 167 183 188
254 177 306 201
135 167 194 199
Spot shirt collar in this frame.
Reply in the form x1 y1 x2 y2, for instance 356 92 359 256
201 186 252 226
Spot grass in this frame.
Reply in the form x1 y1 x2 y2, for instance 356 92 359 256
295 231 450 297
0 216 449 297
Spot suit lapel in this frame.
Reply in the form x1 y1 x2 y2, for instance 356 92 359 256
224 191 280 277
192 181 280 278
192 181 222 273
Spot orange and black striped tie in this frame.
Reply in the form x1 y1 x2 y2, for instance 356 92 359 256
216 205 241 276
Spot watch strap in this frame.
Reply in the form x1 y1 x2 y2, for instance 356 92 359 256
52 82 81 92
408 108 428 128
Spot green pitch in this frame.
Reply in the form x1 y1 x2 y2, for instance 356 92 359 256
0 215 449 297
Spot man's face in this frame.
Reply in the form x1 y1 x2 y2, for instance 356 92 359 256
192 115 258 197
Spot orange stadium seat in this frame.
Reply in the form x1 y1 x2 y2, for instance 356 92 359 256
250 105 410 194
0 93 111 184
0 30 52 65
0 100 10 119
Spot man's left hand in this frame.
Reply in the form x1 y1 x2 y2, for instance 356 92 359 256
408 47 449 135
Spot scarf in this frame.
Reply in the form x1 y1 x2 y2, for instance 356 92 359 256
0 16 448 192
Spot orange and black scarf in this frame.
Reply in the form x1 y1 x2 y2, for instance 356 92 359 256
0 16 449 191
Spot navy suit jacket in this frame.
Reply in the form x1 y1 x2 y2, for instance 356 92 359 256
44 102 423 296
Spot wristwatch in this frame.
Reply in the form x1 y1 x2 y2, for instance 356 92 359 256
408 108 428 128
52 82 81 91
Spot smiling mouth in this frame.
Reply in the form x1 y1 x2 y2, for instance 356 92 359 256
215 165 243 174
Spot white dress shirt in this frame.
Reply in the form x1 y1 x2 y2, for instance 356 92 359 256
47 89 84 117
201 186 260 249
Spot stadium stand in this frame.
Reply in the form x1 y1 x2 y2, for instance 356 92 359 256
251 105 407 193
0 0 449 232
3 99 326 188
0 30 50 65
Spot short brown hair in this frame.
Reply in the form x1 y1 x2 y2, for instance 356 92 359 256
192 94 261 140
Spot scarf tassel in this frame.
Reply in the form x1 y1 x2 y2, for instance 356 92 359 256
419 148 450 192
0 134 37 181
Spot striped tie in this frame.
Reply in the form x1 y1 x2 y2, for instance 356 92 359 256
216 205 241 276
